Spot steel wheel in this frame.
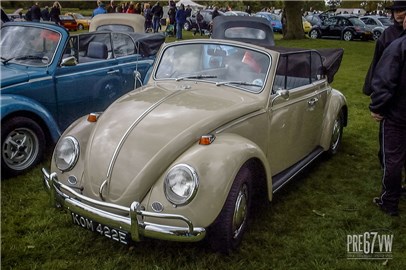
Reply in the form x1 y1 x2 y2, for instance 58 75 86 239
327 111 344 156
184 21 191 31
78 24 84 30
343 31 353 41
1 117 45 178
373 30 381 41
309 29 319 39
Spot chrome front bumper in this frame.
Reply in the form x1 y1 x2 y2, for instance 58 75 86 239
42 168 206 243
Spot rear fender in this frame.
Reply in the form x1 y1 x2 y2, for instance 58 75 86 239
320 89 347 150
146 133 272 228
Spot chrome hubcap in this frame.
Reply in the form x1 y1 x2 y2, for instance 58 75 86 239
330 117 341 151
232 183 248 239
2 128 38 170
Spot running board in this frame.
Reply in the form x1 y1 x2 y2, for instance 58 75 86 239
272 147 325 194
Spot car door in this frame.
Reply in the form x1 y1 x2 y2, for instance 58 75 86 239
267 52 327 175
53 32 122 130
321 17 337 36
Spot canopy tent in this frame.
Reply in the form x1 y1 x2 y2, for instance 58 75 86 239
176 0 204 8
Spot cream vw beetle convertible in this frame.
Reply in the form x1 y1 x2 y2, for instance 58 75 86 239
43 17 347 253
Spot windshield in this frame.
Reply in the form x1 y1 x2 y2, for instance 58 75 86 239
155 43 270 93
1 25 61 66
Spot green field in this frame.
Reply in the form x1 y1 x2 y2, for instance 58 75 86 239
2 33 405 270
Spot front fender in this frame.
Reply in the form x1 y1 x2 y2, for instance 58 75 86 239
320 89 348 150
0 94 61 142
145 133 272 228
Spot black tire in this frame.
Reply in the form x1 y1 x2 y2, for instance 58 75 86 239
327 110 344 156
309 29 320 39
184 21 191 31
373 30 381 41
1 117 46 178
342 30 353 41
208 165 252 254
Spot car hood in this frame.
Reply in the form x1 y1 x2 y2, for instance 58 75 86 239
82 82 263 203
0 65 45 88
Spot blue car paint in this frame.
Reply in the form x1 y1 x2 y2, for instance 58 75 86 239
254 12 283 33
1 21 164 176
1 22 159 144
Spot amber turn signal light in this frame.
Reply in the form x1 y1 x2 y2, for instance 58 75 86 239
87 113 99 122
199 134 215 145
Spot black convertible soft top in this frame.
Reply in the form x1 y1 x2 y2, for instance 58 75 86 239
212 16 343 83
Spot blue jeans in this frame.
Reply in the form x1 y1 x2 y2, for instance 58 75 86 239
176 22 184 39
153 17 160 33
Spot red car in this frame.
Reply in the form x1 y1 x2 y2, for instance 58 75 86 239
59 15 77 31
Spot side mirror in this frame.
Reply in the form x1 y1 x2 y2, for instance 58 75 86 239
271 89 289 107
60 56 77 66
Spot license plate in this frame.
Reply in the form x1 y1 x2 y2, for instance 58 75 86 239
71 212 131 245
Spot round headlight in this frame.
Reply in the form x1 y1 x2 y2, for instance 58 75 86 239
164 164 199 206
54 136 79 172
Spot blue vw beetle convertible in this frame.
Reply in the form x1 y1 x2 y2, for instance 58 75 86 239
1 21 165 178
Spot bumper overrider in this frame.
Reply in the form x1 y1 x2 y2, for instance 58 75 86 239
42 168 206 243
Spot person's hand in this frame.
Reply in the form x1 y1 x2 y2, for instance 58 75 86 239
371 112 384 122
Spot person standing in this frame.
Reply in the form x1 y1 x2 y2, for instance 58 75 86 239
175 3 187 40
31 2 41 22
151 2 163 33
193 9 203 36
363 1 406 191
92 1 107 17
369 16 406 217
168 0 177 35
49 1 61 25
41 6 50 21
106 0 116 13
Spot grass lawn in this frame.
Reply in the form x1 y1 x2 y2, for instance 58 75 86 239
1 32 405 270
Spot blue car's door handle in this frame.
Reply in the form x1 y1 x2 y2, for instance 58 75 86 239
107 70 120 75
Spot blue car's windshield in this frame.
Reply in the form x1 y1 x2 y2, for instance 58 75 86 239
155 43 271 93
1 25 61 66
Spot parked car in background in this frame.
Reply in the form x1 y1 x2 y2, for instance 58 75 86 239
59 15 78 31
0 20 165 178
302 16 312 33
43 16 347 254
224 11 250 16
360 15 393 41
309 14 373 41
254 12 282 33
183 9 224 32
305 10 335 26
89 13 145 32
65 12 91 30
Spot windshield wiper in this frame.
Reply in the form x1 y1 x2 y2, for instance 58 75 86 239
2 55 48 65
175 75 217 81
216 81 262 87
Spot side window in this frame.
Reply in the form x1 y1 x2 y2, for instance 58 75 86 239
111 33 136 57
325 18 337 26
77 33 112 63
273 51 323 92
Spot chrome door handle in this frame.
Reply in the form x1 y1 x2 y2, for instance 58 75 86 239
308 97 318 106
107 70 120 75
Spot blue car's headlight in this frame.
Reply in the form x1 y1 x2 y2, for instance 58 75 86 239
164 164 199 206
54 136 79 172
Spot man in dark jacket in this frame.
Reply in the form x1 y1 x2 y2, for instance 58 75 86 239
41 6 50 21
151 2 163 33
31 2 41 22
363 0 406 96
369 20 406 216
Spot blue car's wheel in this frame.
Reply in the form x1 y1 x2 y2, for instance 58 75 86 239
1 117 46 178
